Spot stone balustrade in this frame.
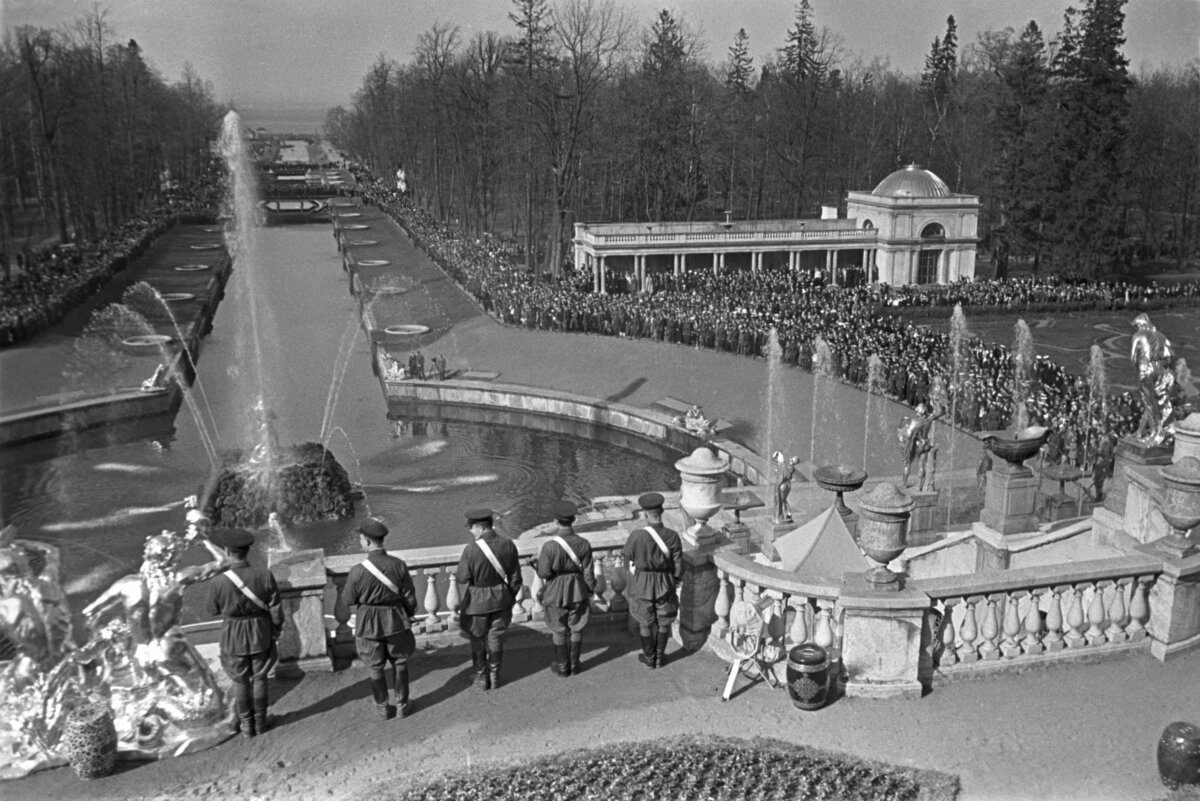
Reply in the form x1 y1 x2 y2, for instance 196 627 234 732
917 553 1163 681
710 550 843 663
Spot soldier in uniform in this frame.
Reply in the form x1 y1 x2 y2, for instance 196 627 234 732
621 493 683 670
536 501 596 677
206 528 283 738
454 507 522 690
341 519 418 719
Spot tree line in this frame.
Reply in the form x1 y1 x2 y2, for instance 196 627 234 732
0 10 223 263
327 0 1198 280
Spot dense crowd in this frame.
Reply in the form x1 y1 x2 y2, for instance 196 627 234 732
350 164 1199 474
0 164 225 348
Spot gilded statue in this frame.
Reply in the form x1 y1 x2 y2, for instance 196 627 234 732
76 503 236 758
1130 313 1177 447
898 404 938 492
771 452 800 523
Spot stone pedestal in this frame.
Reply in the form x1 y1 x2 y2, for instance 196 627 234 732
980 460 1040 534
675 540 730 651
1039 491 1080 523
722 521 751 555
906 490 939 547
838 573 929 699
269 549 331 676
1106 437 1173 516
756 520 793 561
1143 547 1200 661
1175 413 1200 463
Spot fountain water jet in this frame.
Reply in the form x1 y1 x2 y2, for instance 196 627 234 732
1012 319 1034 433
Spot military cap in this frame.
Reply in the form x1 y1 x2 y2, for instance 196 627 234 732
356 519 389 541
465 507 494 525
638 492 664 511
552 500 578 520
210 528 255 550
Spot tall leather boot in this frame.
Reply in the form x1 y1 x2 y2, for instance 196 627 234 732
470 640 490 691
393 664 414 718
655 630 672 668
370 675 392 719
487 649 502 690
638 635 657 670
252 680 271 734
568 639 582 676
551 643 570 677
234 682 254 738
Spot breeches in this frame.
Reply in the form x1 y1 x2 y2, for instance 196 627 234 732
221 644 277 687
462 609 511 651
355 631 416 678
629 594 679 633
544 604 590 643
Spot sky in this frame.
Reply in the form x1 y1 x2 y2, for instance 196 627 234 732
3 0 1197 112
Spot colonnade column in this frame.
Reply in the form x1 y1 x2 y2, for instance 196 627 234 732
718 253 726 274
591 254 599 293
825 250 834 283
712 252 719 276
599 256 607 294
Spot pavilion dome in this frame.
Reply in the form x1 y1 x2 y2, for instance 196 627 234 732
872 164 951 198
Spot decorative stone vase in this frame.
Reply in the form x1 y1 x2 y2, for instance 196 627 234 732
674 447 729 547
786 643 830 711
856 482 915 590
63 702 118 779
1158 721 1200 789
983 426 1050 466
1158 456 1200 558
1175 413 1200 463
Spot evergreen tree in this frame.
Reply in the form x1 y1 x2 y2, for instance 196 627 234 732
1047 0 1131 274
724 28 754 95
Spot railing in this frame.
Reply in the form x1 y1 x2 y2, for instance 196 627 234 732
919 554 1162 675
323 532 633 656
711 551 843 661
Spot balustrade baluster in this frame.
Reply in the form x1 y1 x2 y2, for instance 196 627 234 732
764 592 785 659
787 595 809 647
814 602 836 658
1064 586 1086 648
979 596 1001 660
423 569 441 632
714 570 732 638
329 576 352 642
1022 589 1045 655
1000 593 1022 658
444 569 460 631
609 555 629 612
1106 578 1129 643
1126 576 1151 641
1045 586 1067 651
511 576 527 621
957 596 980 663
744 581 761 609
530 571 545 617
939 601 958 666
1085 582 1108 646
592 556 608 612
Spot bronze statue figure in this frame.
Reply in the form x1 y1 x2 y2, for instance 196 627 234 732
772 452 799 523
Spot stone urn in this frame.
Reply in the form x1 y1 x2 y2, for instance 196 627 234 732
1158 456 1200 558
1175 413 1200 464
674 446 729 547
983 425 1051 466
856 482 915 591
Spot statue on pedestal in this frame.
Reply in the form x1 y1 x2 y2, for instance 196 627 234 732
1131 313 1178 447
772 452 800 523
898 404 938 492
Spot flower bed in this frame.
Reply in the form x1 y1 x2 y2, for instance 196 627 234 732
391 734 959 801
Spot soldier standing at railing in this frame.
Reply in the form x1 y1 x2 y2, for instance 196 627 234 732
341 519 418 719
455 508 522 691
536 501 596 678
622 493 683 670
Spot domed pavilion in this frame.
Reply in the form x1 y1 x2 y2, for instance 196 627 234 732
573 163 980 290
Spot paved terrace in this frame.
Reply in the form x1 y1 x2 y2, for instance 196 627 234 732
4 199 1197 800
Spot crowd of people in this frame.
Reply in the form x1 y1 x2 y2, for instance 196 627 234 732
0 164 225 348
350 164 1197 476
